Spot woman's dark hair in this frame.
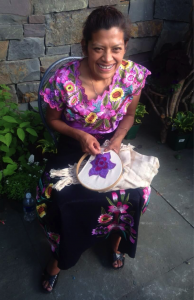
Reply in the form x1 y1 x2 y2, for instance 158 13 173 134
82 6 131 52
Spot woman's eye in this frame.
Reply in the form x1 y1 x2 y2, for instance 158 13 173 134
113 48 122 52
94 48 102 51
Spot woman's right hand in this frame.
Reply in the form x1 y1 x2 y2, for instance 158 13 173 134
78 132 101 155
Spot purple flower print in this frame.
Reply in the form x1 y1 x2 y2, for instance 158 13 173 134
130 236 135 244
76 101 95 117
108 202 129 214
92 226 109 235
120 214 134 227
97 104 116 120
89 152 116 179
107 222 126 232
122 72 136 87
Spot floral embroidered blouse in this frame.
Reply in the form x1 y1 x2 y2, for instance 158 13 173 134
41 59 151 134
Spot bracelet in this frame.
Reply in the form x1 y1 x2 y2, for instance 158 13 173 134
118 127 128 132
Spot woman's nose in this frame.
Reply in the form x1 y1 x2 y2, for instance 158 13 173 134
102 50 113 63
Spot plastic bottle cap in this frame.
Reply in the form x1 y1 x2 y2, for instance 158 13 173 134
26 193 31 198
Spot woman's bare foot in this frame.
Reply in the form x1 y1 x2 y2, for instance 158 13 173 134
111 234 125 269
42 258 60 292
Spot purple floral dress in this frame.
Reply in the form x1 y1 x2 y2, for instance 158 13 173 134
36 59 151 270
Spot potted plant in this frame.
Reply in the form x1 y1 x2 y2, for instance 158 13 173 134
168 111 194 151
125 103 148 139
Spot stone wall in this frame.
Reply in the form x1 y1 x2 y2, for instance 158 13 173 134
0 0 192 105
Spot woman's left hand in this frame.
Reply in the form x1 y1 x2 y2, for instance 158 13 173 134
104 136 122 154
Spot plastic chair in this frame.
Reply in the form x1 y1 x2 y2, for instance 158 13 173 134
38 56 82 146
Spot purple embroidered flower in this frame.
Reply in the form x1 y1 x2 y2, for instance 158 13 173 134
92 226 109 235
89 152 116 179
130 236 135 244
107 222 126 232
108 202 129 214
98 104 116 120
120 214 134 227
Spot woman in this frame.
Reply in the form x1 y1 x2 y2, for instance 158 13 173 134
36 6 151 292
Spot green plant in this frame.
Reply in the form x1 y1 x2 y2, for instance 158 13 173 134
0 84 46 192
171 111 194 133
2 160 46 201
134 103 148 124
37 132 58 154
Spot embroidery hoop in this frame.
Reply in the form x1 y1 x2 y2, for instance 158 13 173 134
76 150 123 192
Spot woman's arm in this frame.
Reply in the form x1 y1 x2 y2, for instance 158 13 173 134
46 106 101 155
104 93 141 153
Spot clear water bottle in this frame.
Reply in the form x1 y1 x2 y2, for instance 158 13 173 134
23 192 36 222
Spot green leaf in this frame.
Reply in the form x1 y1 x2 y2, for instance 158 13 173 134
9 103 18 110
0 102 5 109
0 135 6 145
6 147 16 157
93 119 103 129
25 128 38 137
104 119 110 128
106 197 115 206
0 145 9 152
124 193 130 204
112 101 120 111
78 91 83 103
2 156 14 164
111 116 117 122
68 73 76 84
101 207 107 215
2 116 18 123
4 133 12 147
3 169 15 177
0 172 2 182
119 69 125 78
69 64 75 73
17 128 25 142
7 163 17 171
0 107 9 116
19 122 30 128
103 94 109 106
0 128 10 134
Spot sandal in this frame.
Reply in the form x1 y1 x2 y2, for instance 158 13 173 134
42 269 60 293
112 252 125 270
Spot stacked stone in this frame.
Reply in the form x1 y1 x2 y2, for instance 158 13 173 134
0 0 191 105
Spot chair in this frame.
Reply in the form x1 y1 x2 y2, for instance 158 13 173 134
38 56 82 146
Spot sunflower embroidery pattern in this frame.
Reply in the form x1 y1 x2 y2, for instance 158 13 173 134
92 190 137 244
36 203 47 218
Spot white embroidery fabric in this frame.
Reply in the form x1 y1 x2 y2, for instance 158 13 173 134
50 141 160 192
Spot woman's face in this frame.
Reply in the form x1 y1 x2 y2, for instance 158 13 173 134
86 27 127 81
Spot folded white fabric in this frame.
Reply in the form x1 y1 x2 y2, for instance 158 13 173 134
50 140 160 192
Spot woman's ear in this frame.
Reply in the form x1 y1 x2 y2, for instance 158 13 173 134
81 39 87 57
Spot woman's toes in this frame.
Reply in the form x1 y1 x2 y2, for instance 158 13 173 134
43 281 49 289
46 285 52 292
